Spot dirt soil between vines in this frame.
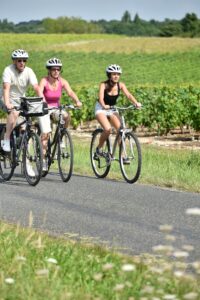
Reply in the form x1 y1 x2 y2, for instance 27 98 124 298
71 120 200 150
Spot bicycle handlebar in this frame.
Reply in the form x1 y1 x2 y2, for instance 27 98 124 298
47 104 81 111
110 105 142 111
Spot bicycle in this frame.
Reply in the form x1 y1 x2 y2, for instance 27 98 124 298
0 97 44 186
41 104 78 182
90 105 142 184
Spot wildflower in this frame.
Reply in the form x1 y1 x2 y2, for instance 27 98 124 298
163 295 177 300
113 283 125 292
141 285 154 294
152 245 174 255
165 235 176 242
159 224 173 233
186 208 200 216
121 264 136 272
46 258 58 264
16 255 26 261
182 245 194 252
173 251 189 258
174 270 185 278
5 278 15 284
93 273 103 282
183 292 198 300
102 263 113 271
35 269 49 276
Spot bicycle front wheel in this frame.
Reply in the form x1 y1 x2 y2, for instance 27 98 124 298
119 132 142 184
58 129 73 182
90 128 111 178
23 132 43 186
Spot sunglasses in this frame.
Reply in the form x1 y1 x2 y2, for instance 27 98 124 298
17 59 27 63
51 68 61 71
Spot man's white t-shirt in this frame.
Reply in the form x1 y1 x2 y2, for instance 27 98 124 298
2 64 38 101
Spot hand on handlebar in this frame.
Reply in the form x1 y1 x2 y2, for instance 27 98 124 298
103 105 111 110
6 103 15 111
75 100 82 108
134 102 142 109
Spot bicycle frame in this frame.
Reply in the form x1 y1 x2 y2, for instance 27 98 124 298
107 107 133 163
46 105 69 163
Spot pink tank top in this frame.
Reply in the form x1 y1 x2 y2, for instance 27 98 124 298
43 77 62 107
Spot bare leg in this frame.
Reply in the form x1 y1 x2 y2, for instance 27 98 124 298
96 112 112 148
41 133 49 157
4 110 19 140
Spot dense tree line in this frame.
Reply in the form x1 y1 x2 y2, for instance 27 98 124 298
0 11 200 37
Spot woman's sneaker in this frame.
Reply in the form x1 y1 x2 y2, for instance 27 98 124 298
123 157 131 165
42 159 48 171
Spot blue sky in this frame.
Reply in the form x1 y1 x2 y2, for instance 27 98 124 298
1 0 200 23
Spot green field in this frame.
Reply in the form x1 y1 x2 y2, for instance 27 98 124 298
0 34 200 87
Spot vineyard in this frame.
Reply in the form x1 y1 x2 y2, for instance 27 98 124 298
0 34 200 134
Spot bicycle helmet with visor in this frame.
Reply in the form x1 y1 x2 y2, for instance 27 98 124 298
106 64 122 75
11 49 29 59
46 58 62 69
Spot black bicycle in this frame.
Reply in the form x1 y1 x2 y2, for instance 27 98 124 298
90 105 142 184
41 104 77 182
0 97 44 186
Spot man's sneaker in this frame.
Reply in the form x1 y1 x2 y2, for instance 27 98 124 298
26 161 35 177
1 140 11 152
43 159 48 172
123 157 131 165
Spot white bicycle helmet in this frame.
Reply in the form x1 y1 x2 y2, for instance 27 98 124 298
106 64 122 74
11 49 29 59
46 57 62 68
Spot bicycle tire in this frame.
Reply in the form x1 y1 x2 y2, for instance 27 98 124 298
42 138 51 177
0 129 16 181
119 131 142 184
58 129 73 182
90 128 111 178
23 132 43 186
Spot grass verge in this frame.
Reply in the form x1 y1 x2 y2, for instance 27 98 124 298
0 221 200 299
73 134 200 193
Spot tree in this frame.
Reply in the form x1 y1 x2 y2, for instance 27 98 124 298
121 10 132 23
181 13 200 37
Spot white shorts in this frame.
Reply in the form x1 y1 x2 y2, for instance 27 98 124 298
38 108 68 134
95 102 118 116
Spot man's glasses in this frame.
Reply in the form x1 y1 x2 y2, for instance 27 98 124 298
17 59 27 63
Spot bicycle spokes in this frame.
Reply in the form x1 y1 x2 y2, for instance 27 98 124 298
119 132 142 184
58 130 73 182
90 129 111 178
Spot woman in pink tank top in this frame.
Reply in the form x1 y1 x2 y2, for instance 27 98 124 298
39 57 82 171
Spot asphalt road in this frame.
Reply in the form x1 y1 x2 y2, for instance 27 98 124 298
0 172 200 261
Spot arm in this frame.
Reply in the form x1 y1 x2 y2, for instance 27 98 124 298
120 82 141 108
62 78 82 107
98 82 110 109
3 82 14 110
38 78 47 102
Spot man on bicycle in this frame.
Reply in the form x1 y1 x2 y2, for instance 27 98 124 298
0 49 44 152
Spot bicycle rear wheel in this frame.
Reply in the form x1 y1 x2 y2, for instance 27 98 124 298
119 132 142 184
90 128 111 178
0 129 15 181
23 132 43 186
58 129 73 182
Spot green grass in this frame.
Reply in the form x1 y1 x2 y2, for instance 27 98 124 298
73 135 200 193
0 221 200 299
